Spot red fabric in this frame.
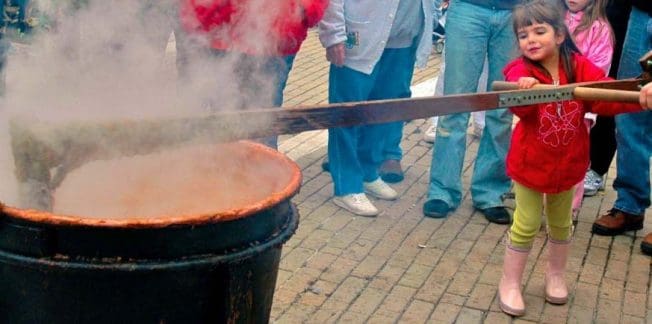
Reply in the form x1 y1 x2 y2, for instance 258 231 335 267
503 54 642 193
181 0 328 56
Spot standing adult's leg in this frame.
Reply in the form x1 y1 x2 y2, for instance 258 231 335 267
257 55 296 149
423 50 447 143
585 115 617 201
470 8 516 212
593 8 651 236
328 65 376 196
612 8 651 216
588 116 617 176
373 46 418 183
585 1 632 196
425 1 489 214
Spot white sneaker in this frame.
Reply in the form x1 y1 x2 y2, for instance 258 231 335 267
583 169 604 197
423 124 437 143
333 193 379 216
363 178 398 200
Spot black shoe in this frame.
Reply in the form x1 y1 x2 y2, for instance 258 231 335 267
478 207 511 224
641 233 652 256
379 159 404 183
321 158 330 172
423 199 451 218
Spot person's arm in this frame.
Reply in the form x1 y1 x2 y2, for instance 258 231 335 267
586 81 644 115
318 0 346 66
579 57 644 115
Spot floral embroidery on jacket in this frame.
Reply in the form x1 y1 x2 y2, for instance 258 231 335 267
538 101 581 147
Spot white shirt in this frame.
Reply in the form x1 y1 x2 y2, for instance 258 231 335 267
318 0 433 74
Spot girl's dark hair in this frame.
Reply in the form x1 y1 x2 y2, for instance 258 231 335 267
512 0 581 82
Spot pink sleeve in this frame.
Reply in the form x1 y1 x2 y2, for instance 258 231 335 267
581 20 614 74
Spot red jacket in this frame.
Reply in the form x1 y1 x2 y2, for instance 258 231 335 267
181 0 328 56
503 54 641 193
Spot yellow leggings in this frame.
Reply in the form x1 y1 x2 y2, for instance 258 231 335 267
509 182 573 249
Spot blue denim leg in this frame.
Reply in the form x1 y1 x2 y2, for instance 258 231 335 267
381 121 405 161
328 65 380 196
429 112 472 207
612 7 652 215
373 47 417 161
272 55 297 107
261 54 296 149
427 1 516 209
208 52 295 149
471 6 516 209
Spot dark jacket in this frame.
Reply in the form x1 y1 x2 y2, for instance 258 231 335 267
632 0 652 16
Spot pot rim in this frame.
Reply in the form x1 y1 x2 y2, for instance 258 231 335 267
0 141 302 228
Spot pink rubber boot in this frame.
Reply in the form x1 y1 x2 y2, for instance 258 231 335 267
545 239 570 304
498 244 530 316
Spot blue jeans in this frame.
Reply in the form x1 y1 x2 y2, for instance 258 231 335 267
382 45 417 162
427 0 517 210
613 7 652 216
265 54 296 149
329 47 416 196
210 51 295 149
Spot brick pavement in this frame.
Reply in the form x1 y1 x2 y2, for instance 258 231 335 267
273 30 652 323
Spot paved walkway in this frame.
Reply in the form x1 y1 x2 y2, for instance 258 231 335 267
271 30 652 323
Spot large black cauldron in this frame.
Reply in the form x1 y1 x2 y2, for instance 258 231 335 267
0 141 301 323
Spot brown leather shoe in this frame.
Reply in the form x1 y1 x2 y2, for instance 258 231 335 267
592 209 644 236
641 233 652 256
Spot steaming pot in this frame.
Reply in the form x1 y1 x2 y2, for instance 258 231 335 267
0 141 301 323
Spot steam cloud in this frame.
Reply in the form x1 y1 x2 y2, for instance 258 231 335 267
0 0 284 209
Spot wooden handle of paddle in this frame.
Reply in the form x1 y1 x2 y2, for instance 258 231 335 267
491 81 640 102
572 87 640 102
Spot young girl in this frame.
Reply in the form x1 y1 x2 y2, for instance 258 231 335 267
561 0 614 222
498 0 645 317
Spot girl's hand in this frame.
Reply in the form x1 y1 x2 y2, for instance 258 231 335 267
640 83 652 110
517 77 539 89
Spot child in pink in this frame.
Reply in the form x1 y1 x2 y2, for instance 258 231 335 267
562 0 614 219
